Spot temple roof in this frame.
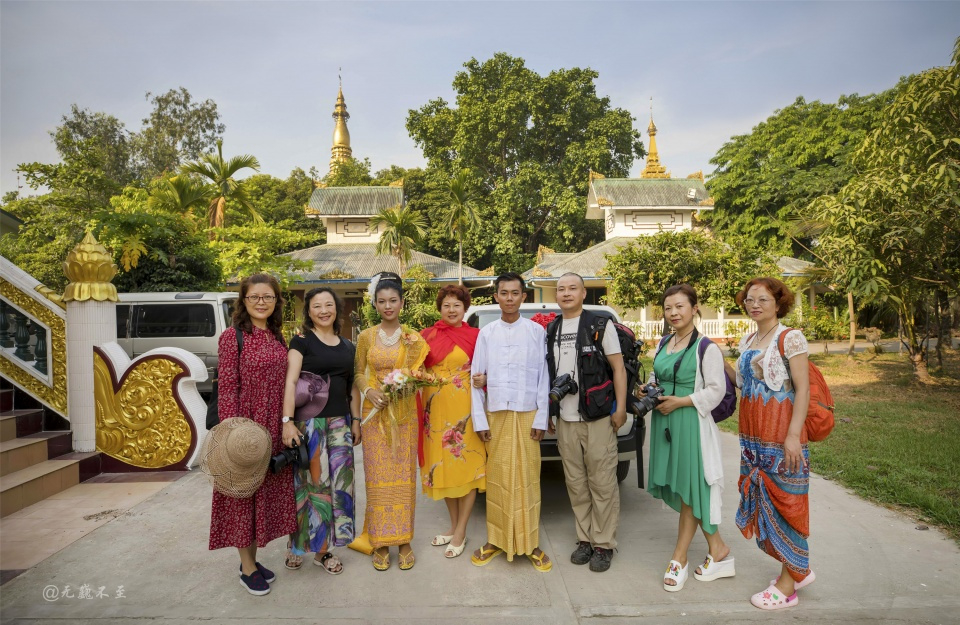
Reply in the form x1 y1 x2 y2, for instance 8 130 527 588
587 178 711 218
522 237 635 281
285 243 484 283
306 186 403 217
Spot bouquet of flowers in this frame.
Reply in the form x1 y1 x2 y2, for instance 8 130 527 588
362 368 445 426
530 312 557 329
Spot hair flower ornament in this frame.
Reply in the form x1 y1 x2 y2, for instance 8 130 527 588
367 273 382 301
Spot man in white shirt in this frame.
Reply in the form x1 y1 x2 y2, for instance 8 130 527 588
546 272 627 573
469 272 552 572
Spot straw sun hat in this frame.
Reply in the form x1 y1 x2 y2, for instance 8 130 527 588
200 417 271 498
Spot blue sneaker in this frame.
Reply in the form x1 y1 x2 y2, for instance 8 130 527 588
239 569 270 596
238 562 276 584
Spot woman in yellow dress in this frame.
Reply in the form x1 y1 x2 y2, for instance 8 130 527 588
419 285 485 559
354 272 429 571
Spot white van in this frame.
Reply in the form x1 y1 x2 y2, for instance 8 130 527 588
464 302 644 484
115 292 239 395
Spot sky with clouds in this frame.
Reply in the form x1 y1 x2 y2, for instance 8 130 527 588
1 1 958 198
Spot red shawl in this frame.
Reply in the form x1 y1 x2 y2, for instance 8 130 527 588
420 321 479 368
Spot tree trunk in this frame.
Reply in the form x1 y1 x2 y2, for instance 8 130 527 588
458 240 463 285
847 291 857 358
901 307 933 383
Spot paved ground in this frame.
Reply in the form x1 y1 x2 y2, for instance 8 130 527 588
2 430 958 625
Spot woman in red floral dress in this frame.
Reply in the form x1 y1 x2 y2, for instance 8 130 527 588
209 274 297 596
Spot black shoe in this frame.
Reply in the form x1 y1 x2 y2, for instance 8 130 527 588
571 541 594 565
239 569 271 595
589 547 613 572
238 562 276 584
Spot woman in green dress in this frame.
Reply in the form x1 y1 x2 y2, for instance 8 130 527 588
645 284 735 592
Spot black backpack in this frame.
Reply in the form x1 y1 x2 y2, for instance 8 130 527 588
546 312 645 417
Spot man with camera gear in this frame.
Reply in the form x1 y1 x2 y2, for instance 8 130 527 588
546 273 627 573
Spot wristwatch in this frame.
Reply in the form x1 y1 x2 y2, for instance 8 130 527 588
281 416 292 424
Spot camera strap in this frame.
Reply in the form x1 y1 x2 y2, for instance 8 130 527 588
656 328 699 395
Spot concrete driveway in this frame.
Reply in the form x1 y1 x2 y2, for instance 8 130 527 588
1 430 958 625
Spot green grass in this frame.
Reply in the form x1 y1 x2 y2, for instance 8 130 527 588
715 350 960 541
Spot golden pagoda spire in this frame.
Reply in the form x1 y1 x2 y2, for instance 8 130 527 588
641 97 670 179
329 74 352 175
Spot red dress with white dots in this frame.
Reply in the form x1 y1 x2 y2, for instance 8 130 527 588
208 326 297 550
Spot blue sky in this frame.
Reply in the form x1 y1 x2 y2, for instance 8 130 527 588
1 1 958 197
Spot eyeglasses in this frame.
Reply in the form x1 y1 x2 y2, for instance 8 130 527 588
743 297 774 307
244 295 277 303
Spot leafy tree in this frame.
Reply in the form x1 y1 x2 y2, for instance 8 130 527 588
181 140 262 235
97 187 221 292
804 37 960 381
369 204 428 275
443 169 480 283
407 53 644 271
323 157 373 187
50 105 138 188
133 88 225 178
705 89 902 251
211 221 316 288
146 174 210 219
0 195 88 290
604 229 779 314
243 169 324 241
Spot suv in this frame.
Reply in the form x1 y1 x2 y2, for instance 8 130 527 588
115 292 239 395
465 303 644 484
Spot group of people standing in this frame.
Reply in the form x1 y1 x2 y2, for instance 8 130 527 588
208 269 815 612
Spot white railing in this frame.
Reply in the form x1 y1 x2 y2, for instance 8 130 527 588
0 256 68 417
621 319 756 341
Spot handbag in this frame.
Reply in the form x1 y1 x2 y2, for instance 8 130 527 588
294 371 331 421
205 328 243 430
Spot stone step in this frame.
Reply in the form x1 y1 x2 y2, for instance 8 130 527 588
0 432 72 476
0 409 44 441
0 452 100 518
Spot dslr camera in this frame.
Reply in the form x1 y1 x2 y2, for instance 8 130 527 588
633 382 664 418
269 436 308 474
549 373 579 404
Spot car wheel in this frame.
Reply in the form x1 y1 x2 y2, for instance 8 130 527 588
616 460 630 483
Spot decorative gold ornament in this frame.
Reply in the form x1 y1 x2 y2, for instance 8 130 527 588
597 196 614 207
63 232 118 302
532 266 552 278
589 169 606 182
94 349 193 468
388 179 404 188
33 285 66 310
317 268 355 280
476 267 496 277
0 278 68 415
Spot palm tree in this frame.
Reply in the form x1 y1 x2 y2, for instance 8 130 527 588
146 175 211 221
181 140 262 238
443 169 480 284
369 204 428 275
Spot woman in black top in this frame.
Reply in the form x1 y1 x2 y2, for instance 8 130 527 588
280 288 360 573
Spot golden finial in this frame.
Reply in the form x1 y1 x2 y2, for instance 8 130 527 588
63 231 118 302
330 78 353 174
641 97 670 179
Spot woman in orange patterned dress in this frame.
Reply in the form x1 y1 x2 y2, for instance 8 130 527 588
353 272 429 571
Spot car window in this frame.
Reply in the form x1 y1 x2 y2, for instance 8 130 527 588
135 303 216 338
116 305 130 339
222 299 236 328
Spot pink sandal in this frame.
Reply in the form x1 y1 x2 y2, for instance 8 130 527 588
751 584 798 610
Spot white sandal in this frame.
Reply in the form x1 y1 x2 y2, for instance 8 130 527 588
663 559 688 592
693 553 736 581
445 537 467 559
432 534 453 546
